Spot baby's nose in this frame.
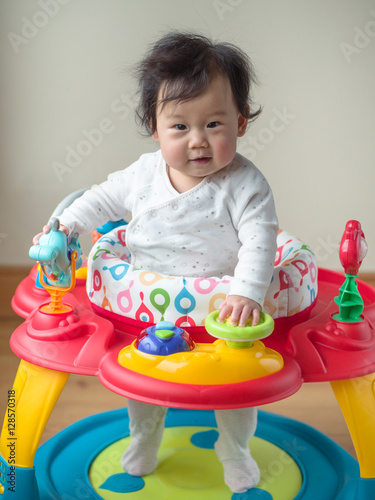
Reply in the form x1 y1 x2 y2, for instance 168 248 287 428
189 129 209 148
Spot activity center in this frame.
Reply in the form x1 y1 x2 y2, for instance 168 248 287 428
0 190 374 499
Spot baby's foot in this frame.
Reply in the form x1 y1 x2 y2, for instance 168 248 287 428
121 439 159 476
218 455 260 493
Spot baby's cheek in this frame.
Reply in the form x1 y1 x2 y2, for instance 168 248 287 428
162 143 184 168
216 137 237 164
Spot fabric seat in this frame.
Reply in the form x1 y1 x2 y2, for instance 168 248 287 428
87 227 317 327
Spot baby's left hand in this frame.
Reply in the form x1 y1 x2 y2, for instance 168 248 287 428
218 295 261 327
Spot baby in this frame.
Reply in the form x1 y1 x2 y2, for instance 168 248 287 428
34 32 278 493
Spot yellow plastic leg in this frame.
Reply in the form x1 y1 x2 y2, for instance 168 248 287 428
331 372 375 479
0 360 69 468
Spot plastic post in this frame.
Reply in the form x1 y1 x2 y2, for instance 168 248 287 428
333 220 367 323
0 457 39 500
331 372 375 480
355 478 375 499
333 274 364 323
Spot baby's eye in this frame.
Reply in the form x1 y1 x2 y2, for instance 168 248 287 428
174 124 187 131
207 121 220 128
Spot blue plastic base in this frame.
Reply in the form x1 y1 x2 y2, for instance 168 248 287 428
24 409 363 499
0 455 39 500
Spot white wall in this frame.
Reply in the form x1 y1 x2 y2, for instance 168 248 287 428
1 0 374 272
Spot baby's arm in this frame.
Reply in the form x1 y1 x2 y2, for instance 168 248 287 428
218 295 260 327
223 162 278 328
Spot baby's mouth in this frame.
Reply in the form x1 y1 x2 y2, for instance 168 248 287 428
190 156 211 164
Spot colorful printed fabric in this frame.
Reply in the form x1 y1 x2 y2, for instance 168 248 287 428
86 227 317 326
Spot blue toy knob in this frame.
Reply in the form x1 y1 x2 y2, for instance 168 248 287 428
135 321 194 355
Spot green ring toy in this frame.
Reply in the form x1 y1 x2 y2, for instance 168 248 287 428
205 310 275 348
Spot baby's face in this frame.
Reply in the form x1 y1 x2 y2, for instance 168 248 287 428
152 76 248 193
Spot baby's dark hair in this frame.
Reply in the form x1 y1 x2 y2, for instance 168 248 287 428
135 32 261 135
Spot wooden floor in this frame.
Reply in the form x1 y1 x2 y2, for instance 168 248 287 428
1 267 374 458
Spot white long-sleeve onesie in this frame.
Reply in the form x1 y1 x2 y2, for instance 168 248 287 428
59 149 278 307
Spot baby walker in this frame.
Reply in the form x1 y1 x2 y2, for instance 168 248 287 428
0 194 375 499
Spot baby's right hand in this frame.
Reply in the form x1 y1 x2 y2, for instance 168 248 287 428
32 224 69 244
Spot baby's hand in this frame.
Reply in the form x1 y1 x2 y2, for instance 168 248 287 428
32 224 69 245
218 295 260 327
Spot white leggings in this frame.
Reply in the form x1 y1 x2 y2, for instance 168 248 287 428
126 399 257 462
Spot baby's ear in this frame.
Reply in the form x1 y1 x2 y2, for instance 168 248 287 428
152 130 160 142
237 112 249 137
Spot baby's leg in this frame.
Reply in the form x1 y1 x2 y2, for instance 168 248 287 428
121 399 168 476
214 407 260 493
